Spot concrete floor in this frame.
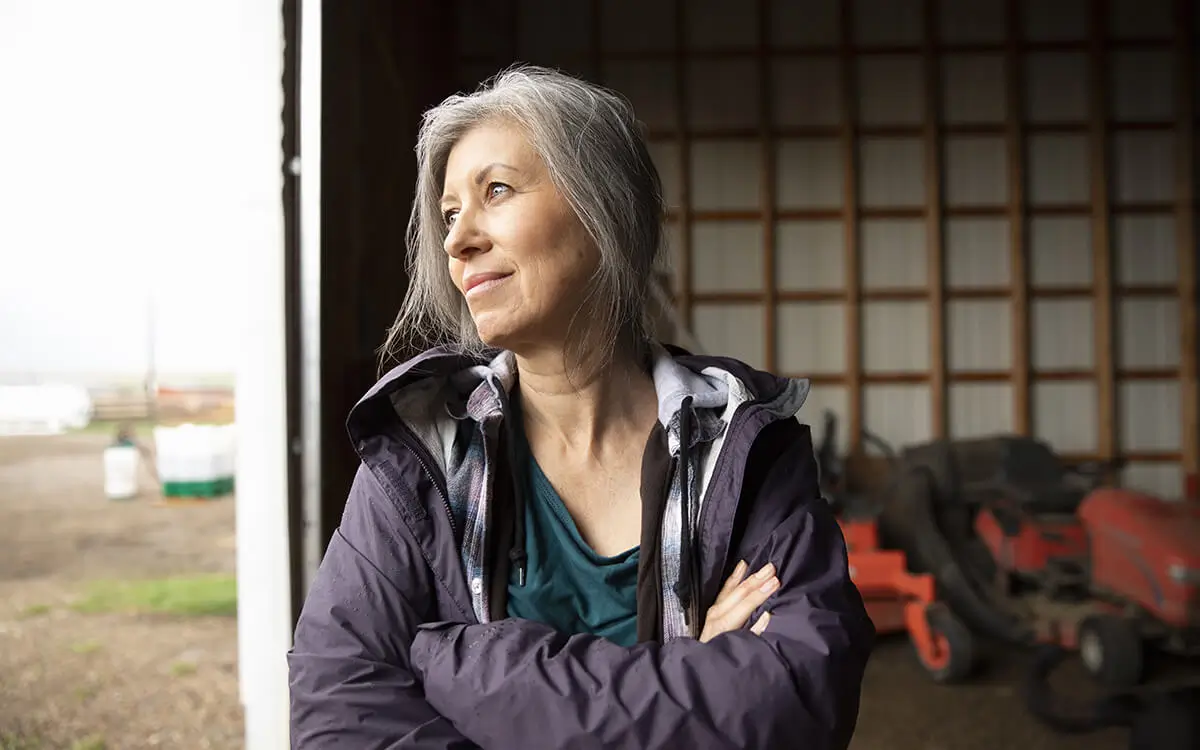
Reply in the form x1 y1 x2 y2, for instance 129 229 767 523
850 632 1190 750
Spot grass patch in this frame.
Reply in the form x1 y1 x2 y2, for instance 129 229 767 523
0 731 44 750
18 604 51 619
169 661 198 678
72 575 237 618
69 736 106 750
70 640 102 655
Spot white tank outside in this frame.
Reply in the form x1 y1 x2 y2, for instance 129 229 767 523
103 445 141 500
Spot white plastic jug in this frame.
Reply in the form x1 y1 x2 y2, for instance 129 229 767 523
103 445 141 500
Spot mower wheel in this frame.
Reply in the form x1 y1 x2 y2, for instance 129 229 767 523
917 604 976 684
1077 614 1143 688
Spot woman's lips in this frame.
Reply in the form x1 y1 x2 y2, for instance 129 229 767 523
464 272 512 298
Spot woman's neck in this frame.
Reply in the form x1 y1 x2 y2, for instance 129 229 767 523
513 343 657 458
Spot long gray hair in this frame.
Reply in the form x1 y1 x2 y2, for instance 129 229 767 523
380 65 667 373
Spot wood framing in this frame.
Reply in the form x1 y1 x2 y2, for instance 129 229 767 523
758 0 778 373
1005 0 1030 436
1088 0 1117 464
923 0 947 438
839 0 863 448
1176 0 1198 482
674 0 693 331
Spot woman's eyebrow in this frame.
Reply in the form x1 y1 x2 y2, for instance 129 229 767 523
474 162 517 185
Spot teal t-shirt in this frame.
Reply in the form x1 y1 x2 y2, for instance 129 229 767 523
505 409 641 647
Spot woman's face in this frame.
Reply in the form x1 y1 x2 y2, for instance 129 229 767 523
441 120 599 353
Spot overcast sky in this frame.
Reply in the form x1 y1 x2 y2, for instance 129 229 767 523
0 1 280 383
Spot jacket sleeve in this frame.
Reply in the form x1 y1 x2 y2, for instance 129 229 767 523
288 465 480 750
409 420 875 750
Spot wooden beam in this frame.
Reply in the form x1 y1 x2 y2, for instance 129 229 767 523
674 0 693 332
1088 0 1117 466
839 0 863 447
923 0 946 439
1005 0 1030 436
758 0 777 373
1176 0 1199 485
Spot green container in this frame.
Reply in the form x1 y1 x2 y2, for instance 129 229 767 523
161 476 235 499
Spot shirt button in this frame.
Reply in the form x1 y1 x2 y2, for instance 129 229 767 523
471 577 483 595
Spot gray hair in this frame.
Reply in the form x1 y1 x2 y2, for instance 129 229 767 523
380 64 667 372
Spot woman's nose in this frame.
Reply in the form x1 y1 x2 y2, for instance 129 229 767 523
443 210 490 260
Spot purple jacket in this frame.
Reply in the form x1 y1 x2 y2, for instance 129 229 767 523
288 344 874 749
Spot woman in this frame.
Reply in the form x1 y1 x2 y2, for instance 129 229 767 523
288 65 874 750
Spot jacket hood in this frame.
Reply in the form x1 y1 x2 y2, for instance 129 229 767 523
347 342 806 450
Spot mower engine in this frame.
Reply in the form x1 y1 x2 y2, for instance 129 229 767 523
1078 487 1200 641
974 507 1089 597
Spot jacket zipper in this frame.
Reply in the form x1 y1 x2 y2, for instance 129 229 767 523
393 421 457 540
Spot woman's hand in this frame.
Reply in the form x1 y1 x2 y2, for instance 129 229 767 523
698 560 779 643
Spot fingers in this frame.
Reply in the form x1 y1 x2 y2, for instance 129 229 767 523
750 611 771 636
707 561 779 626
717 560 749 599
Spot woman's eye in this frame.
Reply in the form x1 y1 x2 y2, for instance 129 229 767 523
487 183 509 199
443 209 458 227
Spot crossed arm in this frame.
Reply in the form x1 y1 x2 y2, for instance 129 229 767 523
289 450 873 749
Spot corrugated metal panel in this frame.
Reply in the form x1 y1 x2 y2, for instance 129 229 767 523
1123 464 1184 500
1022 0 1088 42
1119 298 1180 368
945 136 1007 206
1112 132 1176 204
1115 217 1176 284
939 0 1005 43
948 300 1011 371
1029 217 1092 286
1111 50 1174 121
686 0 757 48
950 384 1014 438
1028 134 1090 204
1109 0 1174 40
693 304 765 369
862 302 929 372
860 220 925 288
770 0 840 47
857 55 924 125
601 0 675 53
864 384 933 447
603 61 677 130
661 222 684 292
778 303 845 374
941 54 1006 124
1025 53 1088 121
1033 382 1099 453
1032 300 1095 369
518 0 591 60
648 142 682 210
777 139 843 209
854 0 923 44
946 218 1010 286
797 384 850 452
692 222 764 292
688 59 759 130
777 221 845 290
1120 382 1181 452
859 137 925 208
774 59 841 126
690 140 760 210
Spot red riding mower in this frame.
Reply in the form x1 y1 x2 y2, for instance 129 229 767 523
876 435 1200 688
817 412 976 683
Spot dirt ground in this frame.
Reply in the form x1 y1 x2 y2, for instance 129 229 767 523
0 432 1164 749
0 433 241 749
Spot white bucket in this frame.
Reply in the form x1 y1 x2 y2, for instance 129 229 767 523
103 445 141 500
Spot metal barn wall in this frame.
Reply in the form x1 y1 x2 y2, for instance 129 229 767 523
452 0 1199 498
